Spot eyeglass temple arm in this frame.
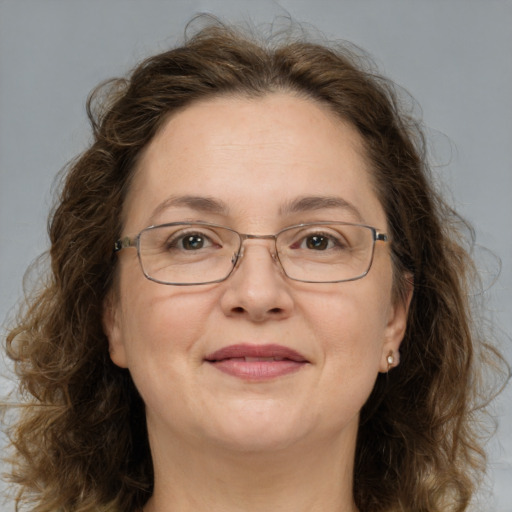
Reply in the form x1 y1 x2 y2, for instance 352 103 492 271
114 236 135 252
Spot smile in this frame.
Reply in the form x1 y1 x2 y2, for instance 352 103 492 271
204 344 309 380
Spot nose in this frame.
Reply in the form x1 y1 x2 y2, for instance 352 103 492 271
219 241 294 322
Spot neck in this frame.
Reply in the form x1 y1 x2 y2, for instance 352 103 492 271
143 424 359 512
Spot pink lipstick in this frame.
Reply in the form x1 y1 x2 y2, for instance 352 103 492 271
205 344 309 380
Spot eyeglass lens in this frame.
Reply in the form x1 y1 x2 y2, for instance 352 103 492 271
136 223 377 285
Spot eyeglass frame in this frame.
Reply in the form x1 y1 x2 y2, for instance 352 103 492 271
113 221 389 286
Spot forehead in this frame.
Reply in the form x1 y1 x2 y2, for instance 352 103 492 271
124 93 385 230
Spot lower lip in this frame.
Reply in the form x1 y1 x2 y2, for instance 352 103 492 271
208 359 307 380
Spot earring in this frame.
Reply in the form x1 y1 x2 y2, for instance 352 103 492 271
386 351 394 370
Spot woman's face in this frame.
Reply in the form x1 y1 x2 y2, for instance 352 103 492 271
104 93 410 455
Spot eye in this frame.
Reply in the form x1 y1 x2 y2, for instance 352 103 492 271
303 234 333 251
165 231 217 251
181 233 208 250
294 231 348 251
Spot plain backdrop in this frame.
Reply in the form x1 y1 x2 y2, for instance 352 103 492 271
1 1 511 510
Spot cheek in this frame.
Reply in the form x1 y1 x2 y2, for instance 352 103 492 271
300 274 393 375
284 283 392 434
116 271 217 373
115 286 220 419
306 280 390 340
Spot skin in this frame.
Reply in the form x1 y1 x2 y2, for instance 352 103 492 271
103 93 411 512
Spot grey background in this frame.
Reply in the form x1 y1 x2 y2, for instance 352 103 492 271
1 0 511 510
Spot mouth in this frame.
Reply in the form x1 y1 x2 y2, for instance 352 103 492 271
204 344 309 380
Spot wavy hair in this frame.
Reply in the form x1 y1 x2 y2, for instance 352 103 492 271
4 18 507 512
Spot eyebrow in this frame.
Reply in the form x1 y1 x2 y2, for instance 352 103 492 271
278 195 364 222
148 194 364 224
149 195 229 224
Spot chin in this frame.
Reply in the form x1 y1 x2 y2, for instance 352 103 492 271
198 400 316 453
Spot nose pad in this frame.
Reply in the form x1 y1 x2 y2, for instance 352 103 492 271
231 246 245 267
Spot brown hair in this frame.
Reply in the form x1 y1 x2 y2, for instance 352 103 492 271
4 18 506 512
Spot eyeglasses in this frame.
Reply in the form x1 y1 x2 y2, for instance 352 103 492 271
114 221 388 285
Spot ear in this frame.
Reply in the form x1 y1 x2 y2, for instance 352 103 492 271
379 276 413 373
102 291 129 368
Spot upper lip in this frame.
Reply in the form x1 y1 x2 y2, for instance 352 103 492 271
205 344 309 362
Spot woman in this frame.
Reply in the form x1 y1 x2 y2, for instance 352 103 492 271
4 20 505 512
